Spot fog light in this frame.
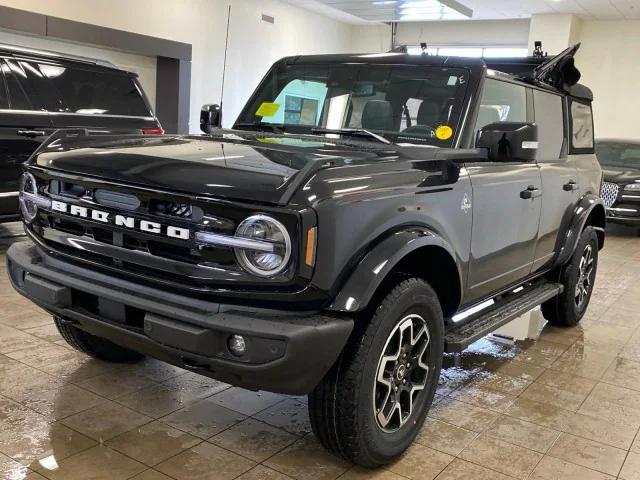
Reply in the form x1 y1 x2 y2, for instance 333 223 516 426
228 334 246 356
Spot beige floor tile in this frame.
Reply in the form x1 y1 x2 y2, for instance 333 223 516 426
254 398 312 436
264 436 351 480
549 343 617 380
488 358 547 381
428 399 498 432
448 384 516 412
75 371 157 399
209 387 283 416
0 364 66 403
470 372 531 396
211 418 297 462
0 452 30 480
538 325 582 347
39 445 146 480
0 324 50 354
530 455 615 480
161 372 229 399
338 466 406 479
129 469 176 480
459 434 542 479
484 415 560 453
238 465 295 480
114 359 185 383
116 384 199 418
621 451 640 480
0 308 52 330
61 401 153 442
22 324 60 343
156 441 256 480
415 418 477 456
534 368 597 394
562 411 638 450
579 382 640 426
434 458 515 480
602 357 640 391
20 384 104 420
520 381 590 412
105 420 200 467
386 443 453 480
548 433 626 476
160 398 246 439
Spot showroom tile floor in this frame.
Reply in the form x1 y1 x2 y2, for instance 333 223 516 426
2 224 640 480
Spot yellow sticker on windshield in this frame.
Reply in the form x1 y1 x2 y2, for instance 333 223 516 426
435 125 453 140
256 102 280 117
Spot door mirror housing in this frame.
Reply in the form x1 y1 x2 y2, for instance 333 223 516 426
476 122 538 162
200 104 222 133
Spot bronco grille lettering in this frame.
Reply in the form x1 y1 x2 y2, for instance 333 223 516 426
50 200 191 240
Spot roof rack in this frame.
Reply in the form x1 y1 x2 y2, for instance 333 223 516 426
0 42 118 69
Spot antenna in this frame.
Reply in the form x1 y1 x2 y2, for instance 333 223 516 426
219 5 232 123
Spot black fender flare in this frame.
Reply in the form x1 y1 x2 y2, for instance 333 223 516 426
327 227 462 313
556 194 605 266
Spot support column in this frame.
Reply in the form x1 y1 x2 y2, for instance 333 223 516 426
528 13 582 55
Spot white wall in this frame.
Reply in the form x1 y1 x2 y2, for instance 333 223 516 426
0 30 157 108
577 20 640 139
0 0 354 131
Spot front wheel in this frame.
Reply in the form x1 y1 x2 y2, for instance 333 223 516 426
542 226 599 326
308 278 443 467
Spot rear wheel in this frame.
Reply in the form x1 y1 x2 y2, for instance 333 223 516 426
308 278 443 467
54 317 145 363
542 227 599 326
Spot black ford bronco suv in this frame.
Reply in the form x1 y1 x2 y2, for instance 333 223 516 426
7 44 604 467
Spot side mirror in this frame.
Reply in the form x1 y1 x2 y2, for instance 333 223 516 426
476 122 538 162
200 104 221 133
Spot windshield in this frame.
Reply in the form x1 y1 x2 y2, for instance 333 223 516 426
235 63 469 147
596 142 640 169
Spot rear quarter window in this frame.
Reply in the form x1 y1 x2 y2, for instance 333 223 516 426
41 65 151 117
569 99 594 153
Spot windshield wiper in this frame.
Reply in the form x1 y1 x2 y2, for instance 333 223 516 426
311 128 392 145
234 122 284 134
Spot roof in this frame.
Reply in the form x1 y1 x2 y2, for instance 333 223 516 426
0 42 125 72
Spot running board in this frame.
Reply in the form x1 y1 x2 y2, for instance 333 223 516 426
444 281 563 353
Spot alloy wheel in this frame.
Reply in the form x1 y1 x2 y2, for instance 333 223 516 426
373 314 431 433
575 244 595 309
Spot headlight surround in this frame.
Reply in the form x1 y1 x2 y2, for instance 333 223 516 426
234 214 292 277
624 183 640 191
19 172 39 223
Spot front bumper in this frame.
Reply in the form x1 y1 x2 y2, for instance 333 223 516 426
6 241 353 395
606 206 640 225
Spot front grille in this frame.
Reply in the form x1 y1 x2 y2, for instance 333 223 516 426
600 182 619 208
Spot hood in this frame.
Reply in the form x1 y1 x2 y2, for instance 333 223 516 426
33 132 393 205
602 166 640 184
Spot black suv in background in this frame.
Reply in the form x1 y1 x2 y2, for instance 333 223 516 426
0 43 162 221
597 139 640 228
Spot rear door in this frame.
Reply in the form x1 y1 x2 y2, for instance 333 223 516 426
0 58 54 219
465 78 543 300
36 61 160 133
532 89 580 271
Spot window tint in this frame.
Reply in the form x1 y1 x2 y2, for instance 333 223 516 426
0 71 8 109
570 100 594 151
40 65 151 117
475 78 527 134
533 89 564 161
2 60 33 110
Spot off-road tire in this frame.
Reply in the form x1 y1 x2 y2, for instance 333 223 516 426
54 317 145 363
542 226 599 326
308 278 444 467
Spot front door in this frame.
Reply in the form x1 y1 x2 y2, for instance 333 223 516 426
465 78 542 300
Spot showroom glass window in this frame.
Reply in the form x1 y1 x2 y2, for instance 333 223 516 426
533 89 565 161
474 77 527 134
236 63 469 147
39 64 152 117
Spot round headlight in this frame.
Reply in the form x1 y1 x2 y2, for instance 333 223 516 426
234 214 291 277
19 172 39 223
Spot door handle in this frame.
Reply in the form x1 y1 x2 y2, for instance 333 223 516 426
520 185 542 199
563 181 578 191
16 130 47 138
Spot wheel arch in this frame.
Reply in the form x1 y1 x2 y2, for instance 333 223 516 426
556 194 606 266
328 227 462 319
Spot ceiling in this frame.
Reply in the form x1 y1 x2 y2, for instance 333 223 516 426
284 0 640 23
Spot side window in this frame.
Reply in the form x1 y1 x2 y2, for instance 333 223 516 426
533 89 564 161
569 100 594 152
0 70 8 109
2 60 33 110
474 78 527 134
40 65 152 117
